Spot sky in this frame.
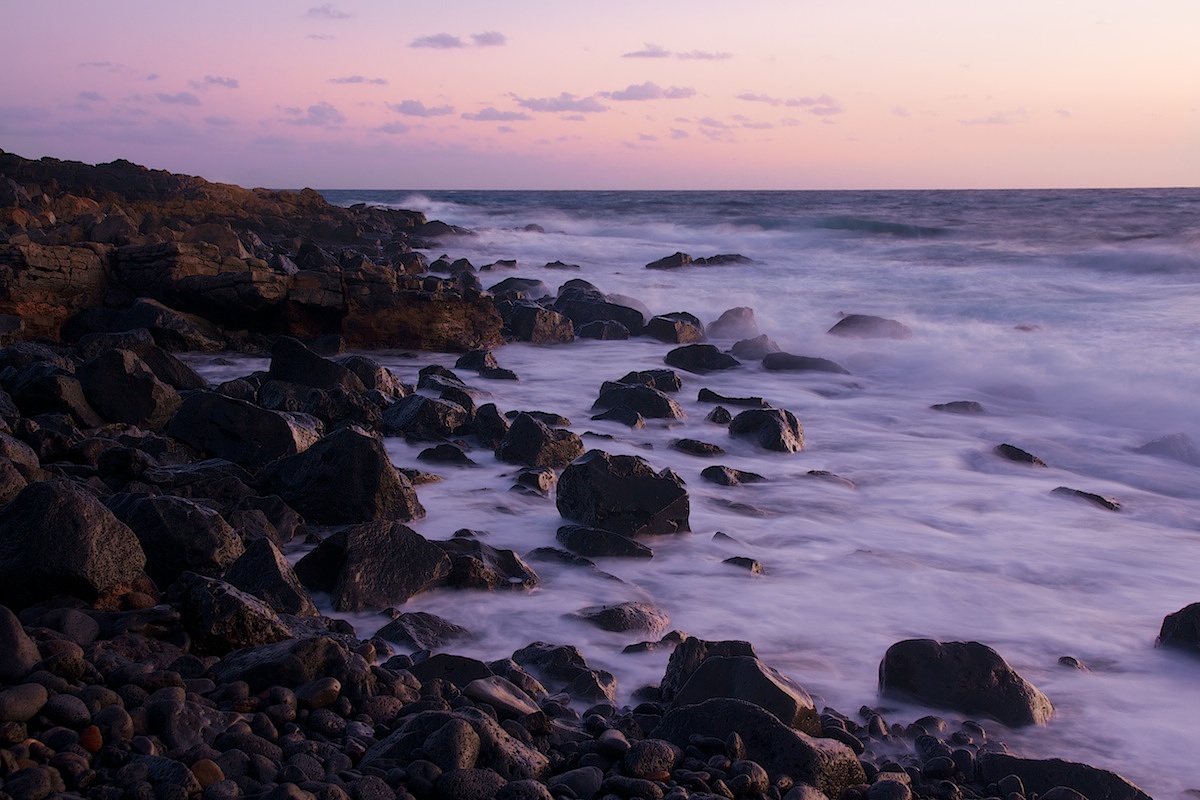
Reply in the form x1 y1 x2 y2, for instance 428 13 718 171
2 1 1198 190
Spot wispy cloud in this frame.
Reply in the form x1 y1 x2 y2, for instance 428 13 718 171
605 82 695 101
461 107 532 122
670 128 689 139
190 75 239 91
678 50 732 60
155 92 201 106
411 33 465 49
306 4 350 19
623 43 671 58
961 108 1028 125
79 91 105 102
79 61 122 71
307 34 335 41
388 99 455 117
514 93 607 113
204 116 236 126
377 122 411 134
1056 108 1072 119
472 31 507 46
330 75 389 85
283 101 345 127
736 92 843 115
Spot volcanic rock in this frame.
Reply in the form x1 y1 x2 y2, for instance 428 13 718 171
106 493 245 587
167 391 323 469
708 307 760 340
223 537 318 617
593 384 685 420
556 524 654 558
728 408 804 452
495 412 583 468
645 252 692 270
645 312 705 344
762 352 850 374
557 449 690 537
827 313 912 339
570 601 670 637
664 344 740 374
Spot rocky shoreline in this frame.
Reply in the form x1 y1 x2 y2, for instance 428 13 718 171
0 150 1186 800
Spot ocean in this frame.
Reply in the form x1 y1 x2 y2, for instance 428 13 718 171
193 188 1200 797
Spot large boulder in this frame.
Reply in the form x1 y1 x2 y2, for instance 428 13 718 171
1157 602 1200 655
507 304 575 344
827 313 912 339
556 524 654 559
382 393 470 441
728 408 804 452
165 571 293 655
6 362 105 428
0 479 146 609
77 348 181 429
267 335 366 392
495 413 583 468
260 426 424 524
437 538 540 591
210 634 375 700
592 384 685 420
664 344 739 374
106 493 244 587
221 537 318 617
570 601 670 637
511 641 617 703
762 352 850 374
645 312 705 344
557 450 689 537
167 391 323 469
708 307 760 340
878 639 1054 727
295 521 451 611
653 698 866 799
670 655 820 734
977 753 1152 800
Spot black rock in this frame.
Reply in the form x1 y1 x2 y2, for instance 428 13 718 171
223 537 318 617
590 406 645 428
495 413 583 468
556 524 654 559
728 408 804 452
697 387 768 407
671 438 724 456
419 443 477 466
378 611 472 650
557 449 689 537
436 538 540 591
995 443 1046 466
167 391 323 469
570 601 670 636
730 334 782 359
576 320 630 340
645 252 692 270
708 307 760 340
977 753 1152 800
762 352 850 374
77 349 181 429
828 314 912 339
382 394 470 441
645 312 705 344
1051 486 1121 511
664 344 739 374
165 571 293 656
593 384 685 419
700 465 767 486
930 400 986 414
107 493 244 587
267 336 366 392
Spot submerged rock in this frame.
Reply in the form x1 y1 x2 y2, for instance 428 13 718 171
827 313 912 339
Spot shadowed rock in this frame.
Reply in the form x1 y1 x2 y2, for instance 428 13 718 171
995 443 1046 466
496 413 583 468
167 391 323 468
570 601 670 637
827 314 912 339
664 344 739 374
729 408 804 452
556 524 654 559
762 352 850 374
708 307 760 340
557 449 689 537
1051 486 1121 511
593 384 685 420
977 753 1152 800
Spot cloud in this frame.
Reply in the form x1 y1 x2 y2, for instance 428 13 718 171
736 91 843 115
961 108 1028 125
461 107 532 122
78 91 105 102
79 61 121 71
388 99 454 117
605 82 694 101
563 115 586 122
697 117 729 129
638 133 658 141
155 92 201 106
306 4 350 19
376 122 411 134
307 34 335 40
283 101 346 127
623 43 671 58
204 116 236 126
677 50 732 60
514 93 607 113
669 128 688 139
472 31 507 46
411 33 465 49
330 75 389 85
497 126 517 134
204 76 239 89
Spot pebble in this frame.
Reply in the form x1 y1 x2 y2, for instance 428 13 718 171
0 683 48 722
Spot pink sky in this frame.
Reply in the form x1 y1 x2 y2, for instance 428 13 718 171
3 1 1197 190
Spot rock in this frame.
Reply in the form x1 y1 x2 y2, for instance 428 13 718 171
543 259 580 270
698 387 768 407
165 571 293 655
554 284 646 334
0 478 146 609
700 465 767 486
1051 486 1121 511
664 343 740 373
223 537 318 616
762 352 850 374
623 738 682 780
260 426 424 524
879 639 1054 727
267 336 366 392
645 312 705 344
338 353 407 396
6 362 105 428
659 636 758 701
827 314 912 339
557 450 690 537
645 252 692 270
294 521 451 611
653 698 866 799
570 601 670 637
507 304 575 344
462 676 541 719
706 406 732 424
695 253 754 266
614 369 682 393
593 384 685 420
511 641 617 703
931 400 986 414
0 682 48 723
556 524 654 559
804 469 856 489
107 493 245 587
671 438 724 456
513 466 556 495
1134 432 1200 466
1156 602 1200 654
708 307 760 340
437 538 540 591
729 408 804 452
590 406 645 428
977 753 1152 800
995 443 1046 466
0 604 41 682
488 277 550 303
77 348 181 429
115 297 229 351
167 391 323 469
724 556 765 574
576 320 630 340
378 611 472 650
211 635 374 698
382 394 470 441
418 443 477 466
495 413 583 468
670 655 820 734
731 334 782 359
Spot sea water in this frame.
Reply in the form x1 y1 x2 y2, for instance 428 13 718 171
192 189 1200 798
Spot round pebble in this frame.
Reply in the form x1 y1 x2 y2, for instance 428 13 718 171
44 692 91 728
623 738 681 781
0 683 49 722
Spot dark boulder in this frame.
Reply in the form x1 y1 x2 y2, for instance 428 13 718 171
6 363 104 428
382 393 470 441
436 538 540 591
1051 486 1121 511
556 524 654 559
378 611 472 651
407 653 494 689
614 369 682 393
106 493 244 587
488 277 551 303
977 753 1152 800
260 426 425 524
507 303 575 344
511 641 617 703
418 442 476 466
729 408 804 452
931 400 986 414
593 384 685 420
827 313 912 339
878 639 1054 727
659 636 758 701
645 252 692 270
165 571 293 656
570 601 670 637
495 413 583 469
653 698 866 799
664 344 739 374
210 634 375 699
472 402 510 449
670 654 820 734
645 312 705 344
166 391 323 469
77 349 181 430
223 537 318 617
671 438 724 456
115 298 229 352
590 406 644 428
295 521 451 611
267 335 366 392
762 352 850 374
557 450 690 537
701 465 767 486
698 387 768 407
995 443 1046 466
708 307 760 340
576 320 630 340
338 353 408 397
731 334 782 359
0 479 146 609
0 604 42 682
1158 602 1200 655
554 285 646 335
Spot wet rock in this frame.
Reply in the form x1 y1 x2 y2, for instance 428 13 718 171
462 675 541 719
659 637 758 702
296 520 451 611
378 611 471 650
409 653 494 689
930 400 986 414
977 753 1152 800
223 537 318 617
557 449 690 537
614 368 682 392
488 277 550 302
708 307 760 340
7 362 105 428
382 393 470 441
419 443 477 466
165 572 293 655
645 252 692 270
436 538 540 591
671 655 820 733
211 635 374 699
512 641 618 703
671 438 724 456
167 391 323 469
664 343 740 374
706 406 733 424
729 408 804 452
556 524 654 559
762 352 850 374
0 604 41 682
623 738 682 780
495 413 584 468
0 478 146 610
645 312 705 344
577 319 630 340
77 348 181 429
1157 602 1200 655
731 334 782 359
508 303 575 344
1134 431 1200 466
804 469 856 489
994 443 1046 466
724 556 765 574
267 336 365 392
593 384 685 419
260 426 425 524
828 314 912 339
654 698 866 799
879 639 1054 727
697 387 769 407
338 353 408 396
591 406 645 428
0 682 48 723
570 601 670 637
1051 486 1121 511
